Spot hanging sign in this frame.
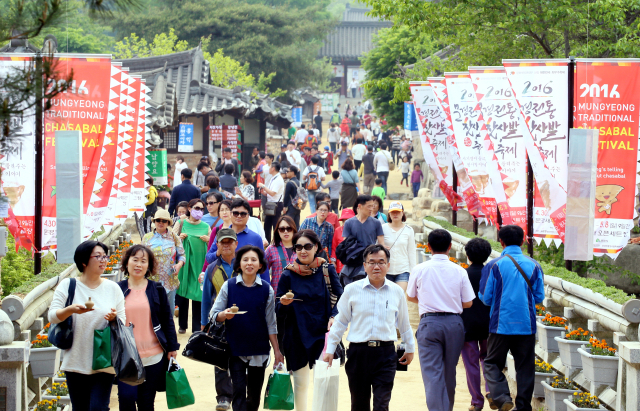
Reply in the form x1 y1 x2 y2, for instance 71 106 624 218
211 125 242 160
129 80 148 217
292 107 302 127
574 60 640 258
469 67 530 231
147 149 168 185
178 122 194 153
403 101 419 131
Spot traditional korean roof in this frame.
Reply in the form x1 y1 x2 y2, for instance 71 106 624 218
403 46 461 70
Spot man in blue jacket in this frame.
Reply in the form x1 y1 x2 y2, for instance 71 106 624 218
479 225 545 411
168 168 201 215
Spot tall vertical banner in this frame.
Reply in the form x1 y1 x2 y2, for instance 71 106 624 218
0 56 36 250
429 77 482 218
129 80 148 217
178 122 194 153
409 83 461 208
574 60 640 258
469 67 530 231
403 101 419 131
42 55 113 249
445 72 507 225
503 59 569 245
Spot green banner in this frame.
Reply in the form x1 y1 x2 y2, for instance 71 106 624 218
147 149 168 185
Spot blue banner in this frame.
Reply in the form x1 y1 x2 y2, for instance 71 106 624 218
292 107 302 127
178 123 194 152
404 102 418 131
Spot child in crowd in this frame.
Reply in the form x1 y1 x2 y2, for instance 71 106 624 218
411 163 424 197
400 156 410 187
322 170 344 214
320 146 333 173
371 178 386 201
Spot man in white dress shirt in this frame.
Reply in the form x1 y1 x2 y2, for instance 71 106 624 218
294 124 309 144
257 161 285 243
325 244 414 411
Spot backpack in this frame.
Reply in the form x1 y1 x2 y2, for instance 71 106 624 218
330 113 340 124
305 166 320 191
291 180 308 210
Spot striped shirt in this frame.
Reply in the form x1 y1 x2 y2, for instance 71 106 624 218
326 277 415 354
300 216 335 256
265 244 296 291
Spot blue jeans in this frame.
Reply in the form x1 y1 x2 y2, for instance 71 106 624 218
386 272 410 283
66 371 114 411
377 171 389 194
166 289 177 314
118 359 165 411
391 149 400 164
413 182 421 197
330 142 337 153
308 191 318 213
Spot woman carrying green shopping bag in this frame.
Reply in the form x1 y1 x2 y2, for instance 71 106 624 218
210 245 284 411
117 244 180 411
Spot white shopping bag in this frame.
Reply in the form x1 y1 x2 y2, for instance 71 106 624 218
311 360 340 411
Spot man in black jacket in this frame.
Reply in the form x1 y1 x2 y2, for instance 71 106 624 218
215 147 239 178
281 166 301 228
168 168 201 215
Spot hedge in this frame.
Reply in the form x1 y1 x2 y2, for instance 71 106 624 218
423 216 503 252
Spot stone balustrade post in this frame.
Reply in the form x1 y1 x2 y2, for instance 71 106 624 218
617 341 640 411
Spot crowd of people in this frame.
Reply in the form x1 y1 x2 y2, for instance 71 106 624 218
49 111 545 411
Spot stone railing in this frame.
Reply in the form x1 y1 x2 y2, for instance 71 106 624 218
0 224 130 411
420 218 640 411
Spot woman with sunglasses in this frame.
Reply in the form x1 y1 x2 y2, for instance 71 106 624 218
265 216 298 292
299 201 335 261
176 198 211 333
142 209 186 315
276 230 343 411
202 192 224 227
48 241 125 410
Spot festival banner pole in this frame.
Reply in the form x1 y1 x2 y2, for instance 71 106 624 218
452 161 457 226
527 158 534 257
34 53 43 274
566 57 576 270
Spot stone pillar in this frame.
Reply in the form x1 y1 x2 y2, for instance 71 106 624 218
0 340 30 411
618 341 640 411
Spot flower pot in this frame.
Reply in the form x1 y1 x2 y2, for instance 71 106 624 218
555 337 587 369
534 372 556 397
29 346 61 378
421 251 431 262
541 380 580 411
537 322 564 353
416 249 424 264
563 398 604 411
578 347 619 387
101 272 117 281
42 395 71 405
53 377 66 384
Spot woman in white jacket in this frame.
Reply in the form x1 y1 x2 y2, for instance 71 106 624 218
326 123 341 153
381 202 416 291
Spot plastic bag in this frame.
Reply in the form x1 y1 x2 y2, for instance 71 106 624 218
110 318 145 386
166 359 196 409
263 363 294 410
311 360 340 411
92 325 112 370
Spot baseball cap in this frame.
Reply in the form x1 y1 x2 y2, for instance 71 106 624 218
280 167 289 174
324 145 330 150
339 208 355 221
281 144 287 148
341 141 348 145
216 228 237 243
388 202 404 213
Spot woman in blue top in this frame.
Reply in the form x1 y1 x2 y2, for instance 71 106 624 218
211 245 283 411
276 230 343 411
371 195 388 223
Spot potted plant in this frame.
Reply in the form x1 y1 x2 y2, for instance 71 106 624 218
536 304 547 321
578 337 619 387
53 370 66 384
541 376 581 411
29 335 61 378
42 381 71 405
533 359 556 397
537 314 567 353
40 322 50 335
563 392 602 410
556 327 590 369
32 398 62 411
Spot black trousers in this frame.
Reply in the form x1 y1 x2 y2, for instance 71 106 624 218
285 206 300 229
354 159 362 170
331 199 339 214
345 344 397 411
229 356 266 411
264 202 283 243
484 333 536 411
178 297 201 333
117 359 165 411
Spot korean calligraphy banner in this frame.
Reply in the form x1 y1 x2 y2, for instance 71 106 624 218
403 101 418 131
42 55 113 249
503 59 570 245
409 83 461 208
445 72 508 225
429 77 482 218
178 122 194 152
574 60 640 258
469 67 530 231
0 56 36 250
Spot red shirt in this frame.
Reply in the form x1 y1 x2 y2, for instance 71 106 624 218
332 225 345 273
308 211 339 230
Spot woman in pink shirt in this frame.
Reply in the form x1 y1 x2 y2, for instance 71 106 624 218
117 245 180 411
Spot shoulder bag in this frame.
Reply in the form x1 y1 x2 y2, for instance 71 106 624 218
264 176 283 216
384 151 396 171
182 321 231 370
504 254 533 292
49 278 77 349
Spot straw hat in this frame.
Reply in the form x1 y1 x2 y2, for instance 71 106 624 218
153 209 173 226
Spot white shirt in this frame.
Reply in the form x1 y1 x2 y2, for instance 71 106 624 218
382 224 416 275
327 128 340 143
266 173 285 202
248 216 267 244
302 164 326 181
173 162 188 188
371 121 380 134
361 129 372 142
286 150 302 168
349 81 358 89
49 278 126 374
374 150 391 172
400 161 411 173
407 254 476 315
326 277 415 354
352 144 367 161
295 129 309 144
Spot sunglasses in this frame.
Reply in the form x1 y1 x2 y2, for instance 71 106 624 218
278 226 293 233
294 243 315 251
232 211 249 217
207 201 218 206
154 219 171 224
192 206 204 211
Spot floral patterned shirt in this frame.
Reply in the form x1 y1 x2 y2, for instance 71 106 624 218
142 230 186 292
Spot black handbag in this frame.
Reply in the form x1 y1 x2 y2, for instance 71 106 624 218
182 321 231 370
49 278 76 349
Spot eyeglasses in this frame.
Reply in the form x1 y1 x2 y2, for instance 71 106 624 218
192 206 204 211
154 219 171 224
294 243 315 251
207 201 218 206
91 255 109 262
365 261 387 267
278 226 293 233
232 211 249 217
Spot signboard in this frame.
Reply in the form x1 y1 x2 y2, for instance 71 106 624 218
178 122 194 152
147 149 168 185
331 65 344 78
210 125 242 161
319 93 339 112
403 102 418 131
292 107 302 127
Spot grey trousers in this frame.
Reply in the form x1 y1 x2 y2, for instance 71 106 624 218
417 315 465 411
363 174 376 195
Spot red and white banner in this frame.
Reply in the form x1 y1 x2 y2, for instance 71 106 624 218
42 55 113 249
129 80 148 217
574 60 640 258
409 83 461 208
429 77 483 218
469 67 530 231
504 59 570 245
